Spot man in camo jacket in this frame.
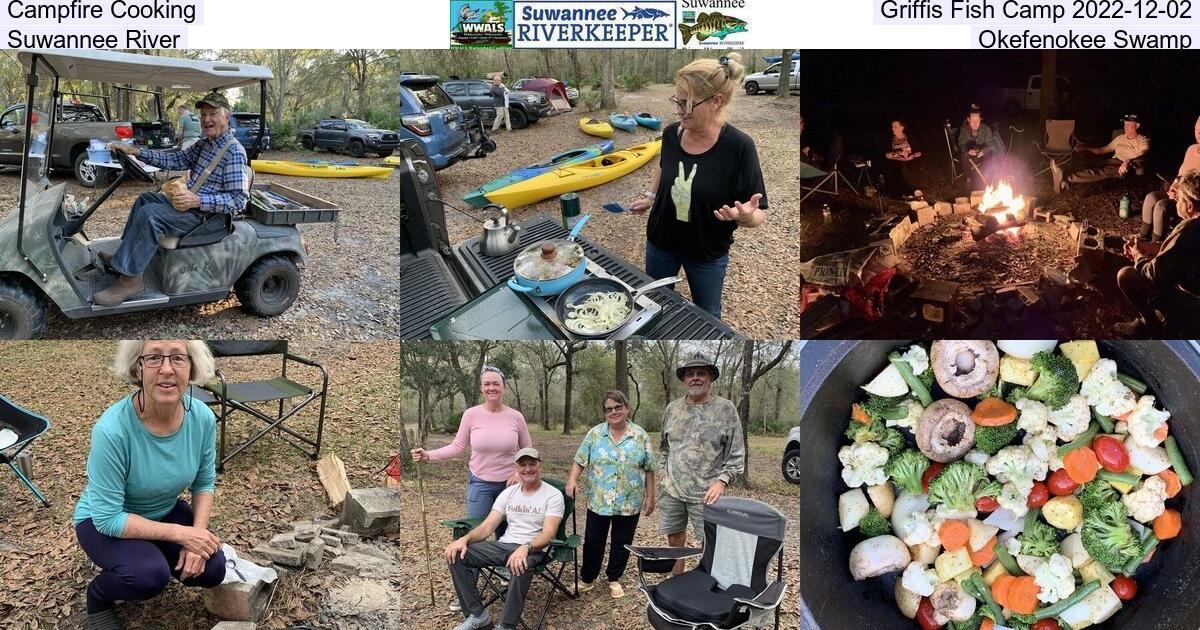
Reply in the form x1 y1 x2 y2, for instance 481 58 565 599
657 353 745 574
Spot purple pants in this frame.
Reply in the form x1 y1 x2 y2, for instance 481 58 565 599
75 499 226 608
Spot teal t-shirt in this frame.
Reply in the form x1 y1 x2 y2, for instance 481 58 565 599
179 113 201 140
73 395 217 537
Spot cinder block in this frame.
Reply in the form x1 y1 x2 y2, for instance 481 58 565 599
934 201 953 216
340 487 401 536
203 580 274 622
917 204 937 226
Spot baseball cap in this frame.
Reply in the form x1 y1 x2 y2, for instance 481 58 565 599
196 91 231 110
514 447 541 462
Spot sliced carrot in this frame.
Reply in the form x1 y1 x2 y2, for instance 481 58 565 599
981 619 996 630
1160 470 1183 498
851 403 871 424
1063 446 1100 484
972 397 1018 427
969 535 997 566
1154 509 1182 540
1155 422 1170 441
939 519 971 551
991 574 1016 609
1007 575 1041 615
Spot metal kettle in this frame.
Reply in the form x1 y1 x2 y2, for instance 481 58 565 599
480 204 521 256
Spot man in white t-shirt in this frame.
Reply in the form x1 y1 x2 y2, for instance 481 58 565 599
445 447 565 630
1053 113 1150 191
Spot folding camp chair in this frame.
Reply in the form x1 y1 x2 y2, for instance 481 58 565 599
1033 119 1078 177
944 120 990 185
627 497 787 630
188 341 328 471
440 477 581 630
800 150 860 203
0 394 51 507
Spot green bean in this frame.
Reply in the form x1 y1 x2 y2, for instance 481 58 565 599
1091 407 1114 433
993 540 1023 576
1024 507 1042 533
1033 580 1102 620
882 405 910 421
1123 532 1159 576
1166 436 1194 486
888 352 932 406
1057 422 1100 457
1116 372 1148 394
965 574 1004 623
1096 469 1140 486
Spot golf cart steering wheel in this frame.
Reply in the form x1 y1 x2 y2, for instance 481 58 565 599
115 148 155 183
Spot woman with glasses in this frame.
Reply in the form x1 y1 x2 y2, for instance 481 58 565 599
410 365 532 611
628 52 768 319
74 341 223 630
565 390 656 599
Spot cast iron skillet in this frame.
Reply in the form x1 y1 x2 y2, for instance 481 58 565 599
799 341 1200 630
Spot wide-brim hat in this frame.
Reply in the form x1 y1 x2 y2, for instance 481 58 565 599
676 354 719 381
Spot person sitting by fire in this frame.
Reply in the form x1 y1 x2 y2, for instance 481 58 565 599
1139 116 1200 242
957 103 1005 191
1116 169 1200 337
883 119 925 200
1051 114 1149 193
800 114 821 166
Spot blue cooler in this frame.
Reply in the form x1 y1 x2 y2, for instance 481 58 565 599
86 139 112 163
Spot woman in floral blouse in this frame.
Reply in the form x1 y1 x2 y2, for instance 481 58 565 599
566 390 656 598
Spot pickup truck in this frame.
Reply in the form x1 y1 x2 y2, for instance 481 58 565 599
0 98 175 187
299 117 399 157
783 425 801 485
230 112 270 158
441 79 552 130
999 74 1072 116
398 139 737 341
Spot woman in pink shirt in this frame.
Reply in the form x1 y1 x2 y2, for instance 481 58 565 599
1141 116 1200 241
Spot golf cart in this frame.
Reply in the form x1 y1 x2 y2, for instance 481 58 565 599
0 51 329 339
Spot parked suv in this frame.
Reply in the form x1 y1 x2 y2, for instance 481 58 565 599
743 59 800 95
229 112 270 158
783 426 800 485
398 74 491 170
441 79 551 130
299 117 399 158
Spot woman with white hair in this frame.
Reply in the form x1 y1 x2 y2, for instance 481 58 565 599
73 340 224 630
1140 116 1200 241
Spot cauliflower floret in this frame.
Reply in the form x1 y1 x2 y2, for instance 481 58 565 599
1048 395 1091 442
935 504 978 520
887 398 925 431
1034 554 1075 604
997 482 1031 518
1126 395 1170 449
839 442 889 488
1005 537 1023 556
1023 430 1059 476
1015 398 1050 435
1081 359 1137 417
964 449 991 467
900 344 930 377
902 561 939 597
1123 475 1168 523
1115 420 1130 435
900 510 934 546
987 445 1047 489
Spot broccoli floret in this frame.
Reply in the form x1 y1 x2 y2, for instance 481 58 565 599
927 461 1002 513
1005 386 1029 405
845 418 906 454
1019 517 1059 557
844 419 876 443
1079 479 1119 513
878 426 906 454
861 393 910 423
1006 613 1038 630
978 381 1005 402
886 448 930 495
947 608 987 630
858 508 891 536
975 421 1020 455
1025 351 1080 410
1081 501 1143 571
918 366 934 391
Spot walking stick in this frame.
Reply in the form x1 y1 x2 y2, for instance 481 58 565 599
417 459 435 606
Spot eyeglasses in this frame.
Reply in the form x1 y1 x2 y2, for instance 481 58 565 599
139 353 191 368
668 95 714 115
603 403 625 414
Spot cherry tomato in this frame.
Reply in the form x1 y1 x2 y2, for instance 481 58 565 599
1093 435 1130 472
1032 620 1061 630
1027 481 1050 508
922 462 946 494
975 495 1000 512
915 597 941 630
1111 574 1138 600
1047 468 1079 496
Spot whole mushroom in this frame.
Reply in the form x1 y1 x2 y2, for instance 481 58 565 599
848 535 912 581
916 399 976 463
931 340 999 399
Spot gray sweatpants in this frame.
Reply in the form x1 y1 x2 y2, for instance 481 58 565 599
449 541 545 626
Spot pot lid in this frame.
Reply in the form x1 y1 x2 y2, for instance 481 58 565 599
514 240 584 281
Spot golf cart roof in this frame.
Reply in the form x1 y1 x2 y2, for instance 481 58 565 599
18 50 273 92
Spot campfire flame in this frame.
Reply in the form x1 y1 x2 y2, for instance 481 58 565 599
979 179 1026 223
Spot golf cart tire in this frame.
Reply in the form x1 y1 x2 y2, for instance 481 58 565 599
509 107 529 130
0 280 46 340
73 150 109 188
302 136 315 150
744 82 760 95
235 254 301 317
782 448 801 485
348 141 366 158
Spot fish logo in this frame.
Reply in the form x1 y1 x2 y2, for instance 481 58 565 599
623 6 668 19
679 12 747 44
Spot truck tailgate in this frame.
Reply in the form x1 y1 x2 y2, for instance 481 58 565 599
400 250 468 339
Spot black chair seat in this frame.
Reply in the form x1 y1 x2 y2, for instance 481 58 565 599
650 571 755 625
162 213 233 250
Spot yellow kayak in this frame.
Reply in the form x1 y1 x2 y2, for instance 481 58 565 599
251 160 393 179
485 139 662 209
579 117 614 138
383 155 401 167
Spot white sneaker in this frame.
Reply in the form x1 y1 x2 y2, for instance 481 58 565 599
449 599 462 612
453 611 491 630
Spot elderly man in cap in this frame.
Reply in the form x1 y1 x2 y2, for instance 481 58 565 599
95 91 249 306
1051 114 1150 193
657 353 745 574
445 447 564 630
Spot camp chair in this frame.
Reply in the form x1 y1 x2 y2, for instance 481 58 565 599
188 341 328 471
944 120 991 184
801 150 860 203
627 497 787 630
1033 119 1078 177
0 394 51 507
440 477 581 630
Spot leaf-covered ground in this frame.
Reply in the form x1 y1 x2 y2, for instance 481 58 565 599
399 428 800 629
0 341 400 629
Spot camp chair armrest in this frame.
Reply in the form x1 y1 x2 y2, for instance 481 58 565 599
206 368 229 396
440 516 485 532
625 545 702 561
282 353 330 389
548 534 581 550
733 580 786 610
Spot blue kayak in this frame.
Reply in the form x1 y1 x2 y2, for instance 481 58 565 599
609 112 637 132
463 140 616 208
634 112 661 130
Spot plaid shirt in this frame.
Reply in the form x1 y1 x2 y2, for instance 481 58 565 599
139 130 248 214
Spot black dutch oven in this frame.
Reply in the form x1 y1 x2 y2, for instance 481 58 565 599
799 340 1200 630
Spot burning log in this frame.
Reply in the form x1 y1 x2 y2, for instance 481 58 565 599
971 214 1026 241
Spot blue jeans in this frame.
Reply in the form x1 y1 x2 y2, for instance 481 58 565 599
466 472 509 539
645 240 729 319
110 192 205 277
